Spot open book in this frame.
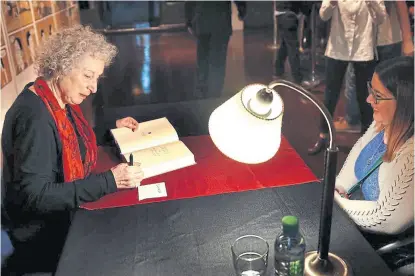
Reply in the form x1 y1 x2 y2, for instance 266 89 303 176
110 117 196 179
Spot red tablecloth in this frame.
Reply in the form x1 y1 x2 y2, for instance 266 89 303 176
82 135 318 210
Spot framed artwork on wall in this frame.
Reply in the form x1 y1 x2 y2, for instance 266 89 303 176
25 27 37 64
1 0 83 127
2 1 33 33
1 48 13 88
36 17 56 45
9 26 37 75
1 21 5 47
32 0 53 21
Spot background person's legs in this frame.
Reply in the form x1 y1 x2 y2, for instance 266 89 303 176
353 60 375 134
274 17 288 78
319 58 348 134
309 57 348 154
207 33 230 98
335 63 362 133
195 34 211 99
344 64 361 125
275 12 302 83
274 39 287 78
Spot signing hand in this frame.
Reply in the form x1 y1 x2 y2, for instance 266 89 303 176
116 117 139 132
110 163 144 189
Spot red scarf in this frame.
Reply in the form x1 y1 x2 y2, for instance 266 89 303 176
34 78 97 182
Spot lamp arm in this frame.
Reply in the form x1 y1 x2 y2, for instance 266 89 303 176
268 80 336 149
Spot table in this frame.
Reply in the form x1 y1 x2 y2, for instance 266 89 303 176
82 135 317 210
56 181 392 276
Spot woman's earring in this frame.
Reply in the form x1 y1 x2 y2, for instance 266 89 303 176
54 77 60 88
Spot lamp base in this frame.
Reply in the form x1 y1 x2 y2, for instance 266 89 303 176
304 251 353 276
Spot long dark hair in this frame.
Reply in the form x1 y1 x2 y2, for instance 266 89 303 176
375 56 414 162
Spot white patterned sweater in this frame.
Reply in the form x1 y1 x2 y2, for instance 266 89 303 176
335 122 414 235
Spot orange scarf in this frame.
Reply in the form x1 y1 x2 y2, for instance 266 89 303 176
34 77 97 182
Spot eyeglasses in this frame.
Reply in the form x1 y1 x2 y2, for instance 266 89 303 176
367 82 395 104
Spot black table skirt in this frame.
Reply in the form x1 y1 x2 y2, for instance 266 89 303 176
56 182 392 276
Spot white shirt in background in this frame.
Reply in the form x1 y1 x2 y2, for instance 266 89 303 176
320 0 387 61
377 3 402 46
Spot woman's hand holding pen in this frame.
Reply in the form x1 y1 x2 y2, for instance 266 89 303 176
110 162 144 189
335 186 349 199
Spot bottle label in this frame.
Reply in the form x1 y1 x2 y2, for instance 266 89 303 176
289 260 303 275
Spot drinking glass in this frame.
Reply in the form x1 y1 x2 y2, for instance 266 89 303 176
231 235 269 276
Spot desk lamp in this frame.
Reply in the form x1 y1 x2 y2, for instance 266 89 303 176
208 79 352 276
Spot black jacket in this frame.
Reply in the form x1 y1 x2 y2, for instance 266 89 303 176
185 1 246 36
1 84 117 272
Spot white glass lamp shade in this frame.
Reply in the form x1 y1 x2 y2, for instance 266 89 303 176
209 84 284 164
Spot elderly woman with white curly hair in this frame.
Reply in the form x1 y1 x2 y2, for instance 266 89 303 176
1 25 144 274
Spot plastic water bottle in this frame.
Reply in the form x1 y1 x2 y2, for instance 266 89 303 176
274 216 306 276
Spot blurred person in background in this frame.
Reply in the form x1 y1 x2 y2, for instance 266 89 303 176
185 1 246 99
335 0 414 133
308 0 387 155
273 1 313 84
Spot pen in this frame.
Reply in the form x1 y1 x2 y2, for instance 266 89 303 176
129 153 133 166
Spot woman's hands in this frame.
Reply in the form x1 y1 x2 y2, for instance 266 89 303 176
113 116 142 188
116 117 139 131
110 163 144 189
335 186 349 199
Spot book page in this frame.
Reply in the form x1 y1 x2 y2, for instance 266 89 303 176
123 141 196 179
111 117 179 154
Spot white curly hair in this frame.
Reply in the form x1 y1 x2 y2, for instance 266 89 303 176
34 25 117 80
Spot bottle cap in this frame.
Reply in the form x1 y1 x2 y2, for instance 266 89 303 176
282 216 299 236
